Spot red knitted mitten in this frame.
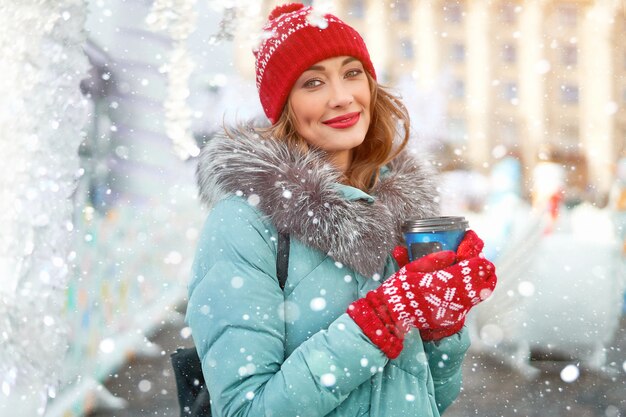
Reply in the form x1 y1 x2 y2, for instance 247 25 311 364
348 231 497 356
456 229 484 261
391 245 410 268
417 229 490 340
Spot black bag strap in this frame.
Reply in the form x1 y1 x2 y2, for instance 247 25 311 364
276 232 290 290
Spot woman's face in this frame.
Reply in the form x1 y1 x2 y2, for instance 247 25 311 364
288 56 371 169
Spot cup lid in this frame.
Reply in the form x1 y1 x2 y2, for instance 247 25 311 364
403 216 468 233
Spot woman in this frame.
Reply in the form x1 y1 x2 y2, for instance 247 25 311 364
187 3 497 416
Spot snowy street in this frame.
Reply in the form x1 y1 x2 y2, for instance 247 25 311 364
88 313 626 417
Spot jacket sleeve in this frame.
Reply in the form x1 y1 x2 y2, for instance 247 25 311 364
186 198 387 417
423 327 470 414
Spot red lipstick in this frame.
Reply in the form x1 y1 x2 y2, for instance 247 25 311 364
322 112 361 129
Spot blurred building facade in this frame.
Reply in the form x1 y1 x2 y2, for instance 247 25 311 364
236 0 626 202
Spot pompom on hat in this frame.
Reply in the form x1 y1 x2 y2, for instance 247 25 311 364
253 2 376 124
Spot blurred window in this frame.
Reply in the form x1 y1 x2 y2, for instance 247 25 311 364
400 38 414 59
393 0 411 22
496 118 519 147
556 123 580 154
562 45 578 66
443 1 463 24
557 4 577 27
500 1 517 24
502 81 518 101
447 117 467 143
349 0 365 19
451 43 465 63
502 43 516 64
561 84 579 104
452 78 465 99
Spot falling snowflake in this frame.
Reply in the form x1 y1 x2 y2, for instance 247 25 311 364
247 193 260 206
99 338 115 354
560 364 580 383
310 297 327 311
479 323 504 346
231 276 244 288
320 373 336 387
517 281 535 297
180 327 192 339
138 379 152 392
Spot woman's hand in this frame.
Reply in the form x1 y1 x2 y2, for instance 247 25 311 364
348 231 497 357
397 249 496 340
411 229 493 341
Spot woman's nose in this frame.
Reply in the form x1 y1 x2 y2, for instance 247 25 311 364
328 81 353 108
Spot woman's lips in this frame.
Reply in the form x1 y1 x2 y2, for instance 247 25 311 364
322 112 361 129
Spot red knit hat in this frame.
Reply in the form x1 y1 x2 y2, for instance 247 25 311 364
253 3 377 124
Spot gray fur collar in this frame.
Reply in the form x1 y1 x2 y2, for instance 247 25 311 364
196 126 439 278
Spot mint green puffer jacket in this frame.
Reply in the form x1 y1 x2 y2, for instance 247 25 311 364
186 129 470 417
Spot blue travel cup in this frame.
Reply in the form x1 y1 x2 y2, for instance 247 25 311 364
402 216 469 262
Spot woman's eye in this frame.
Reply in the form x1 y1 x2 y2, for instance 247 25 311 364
345 69 363 78
303 79 322 88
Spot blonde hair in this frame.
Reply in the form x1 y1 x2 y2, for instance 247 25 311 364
263 72 410 192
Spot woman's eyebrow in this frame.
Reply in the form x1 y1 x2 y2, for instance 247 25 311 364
305 57 359 72
306 64 325 72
